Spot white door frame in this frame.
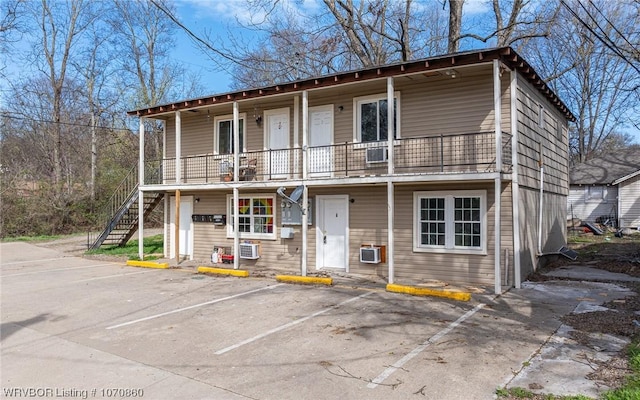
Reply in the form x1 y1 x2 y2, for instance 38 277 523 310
308 104 334 178
169 195 194 260
263 107 290 179
315 194 349 271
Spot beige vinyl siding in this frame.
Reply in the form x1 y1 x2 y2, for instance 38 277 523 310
518 187 567 278
619 175 640 228
516 78 569 195
165 63 510 158
393 182 504 286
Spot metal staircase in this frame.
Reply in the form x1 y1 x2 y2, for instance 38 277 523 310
88 167 163 250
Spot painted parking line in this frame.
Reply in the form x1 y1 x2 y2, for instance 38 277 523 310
215 291 374 355
2 262 120 277
71 270 151 283
1 257 68 266
106 284 284 330
367 303 486 389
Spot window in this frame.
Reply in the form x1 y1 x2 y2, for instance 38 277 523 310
354 93 400 142
215 114 245 154
538 103 545 130
586 186 604 201
414 191 486 254
227 195 275 239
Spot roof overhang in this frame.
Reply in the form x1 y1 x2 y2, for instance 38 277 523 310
612 169 640 185
127 47 575 122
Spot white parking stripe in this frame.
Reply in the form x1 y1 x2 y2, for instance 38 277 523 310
72 271 150 283
106 284 283 330
367 303 486 389
215 291 373 355
2 263 120 277
1 257 68 266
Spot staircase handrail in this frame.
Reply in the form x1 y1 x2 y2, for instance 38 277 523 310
87 166 139 249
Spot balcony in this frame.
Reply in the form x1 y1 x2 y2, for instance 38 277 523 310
144 131 512 186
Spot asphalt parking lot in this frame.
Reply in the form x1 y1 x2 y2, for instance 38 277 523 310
0 242 633 399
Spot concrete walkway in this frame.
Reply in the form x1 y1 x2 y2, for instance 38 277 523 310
503 265 637 398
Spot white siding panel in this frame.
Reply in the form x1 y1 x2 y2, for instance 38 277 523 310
619 176 640 229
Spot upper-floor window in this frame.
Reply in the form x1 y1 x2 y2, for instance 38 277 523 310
215 114 246 154
354 93 400 143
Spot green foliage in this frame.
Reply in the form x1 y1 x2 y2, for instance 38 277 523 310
86 235 164 259
495 387 594 399
601 341 640 400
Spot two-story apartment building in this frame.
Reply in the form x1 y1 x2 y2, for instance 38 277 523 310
126 47 574 294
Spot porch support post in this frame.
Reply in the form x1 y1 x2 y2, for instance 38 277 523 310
387 76 395 284
233 102 240 183
233 102 240 269
175 189 180 262
301 90 309 276
138 118 145 260
175 111 182 184
233 187 239 270
510 69 522 288
493 59 502 295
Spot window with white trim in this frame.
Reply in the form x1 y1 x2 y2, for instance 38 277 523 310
414 191 486 254
354 92 400 142
227 195 276 240
215 114 246 154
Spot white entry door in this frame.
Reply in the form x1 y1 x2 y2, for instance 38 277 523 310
265 108 290 179
316 195 348 270
309 105 334 177
169 195 193 259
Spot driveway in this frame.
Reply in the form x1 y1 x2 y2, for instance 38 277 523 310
0 241 635 399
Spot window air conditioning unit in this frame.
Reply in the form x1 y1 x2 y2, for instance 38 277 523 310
360 246 381 264
239 243 260 259
365 147 388 163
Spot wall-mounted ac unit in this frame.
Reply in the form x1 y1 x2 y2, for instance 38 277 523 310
239 243 260 259
365 147 388 163
360 246 381 264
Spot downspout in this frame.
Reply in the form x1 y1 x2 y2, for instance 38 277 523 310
510 70 522 288
537 143 544 255
138 118 145 260
233 102 240 270
301 90 309 276
493 60 502 295
387 77 395 284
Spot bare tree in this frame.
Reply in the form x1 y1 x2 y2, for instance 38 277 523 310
527 0 640 162
110 0 190 160
21 0 96 197
447 0 463 53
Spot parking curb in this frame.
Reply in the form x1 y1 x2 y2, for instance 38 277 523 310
275 275 333 286
386 283 471 301
197 266 250 277
126 260 170 269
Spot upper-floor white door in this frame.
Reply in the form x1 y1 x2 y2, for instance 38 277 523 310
309 105 334 177
264 108 290 179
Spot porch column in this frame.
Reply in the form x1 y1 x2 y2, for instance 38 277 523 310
387 77 395 284
233 102 240 269
301 90 309 276
138 118 145 260
174 111 182 262
493 59 502 295
175 111 182 184
510 69 522 288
